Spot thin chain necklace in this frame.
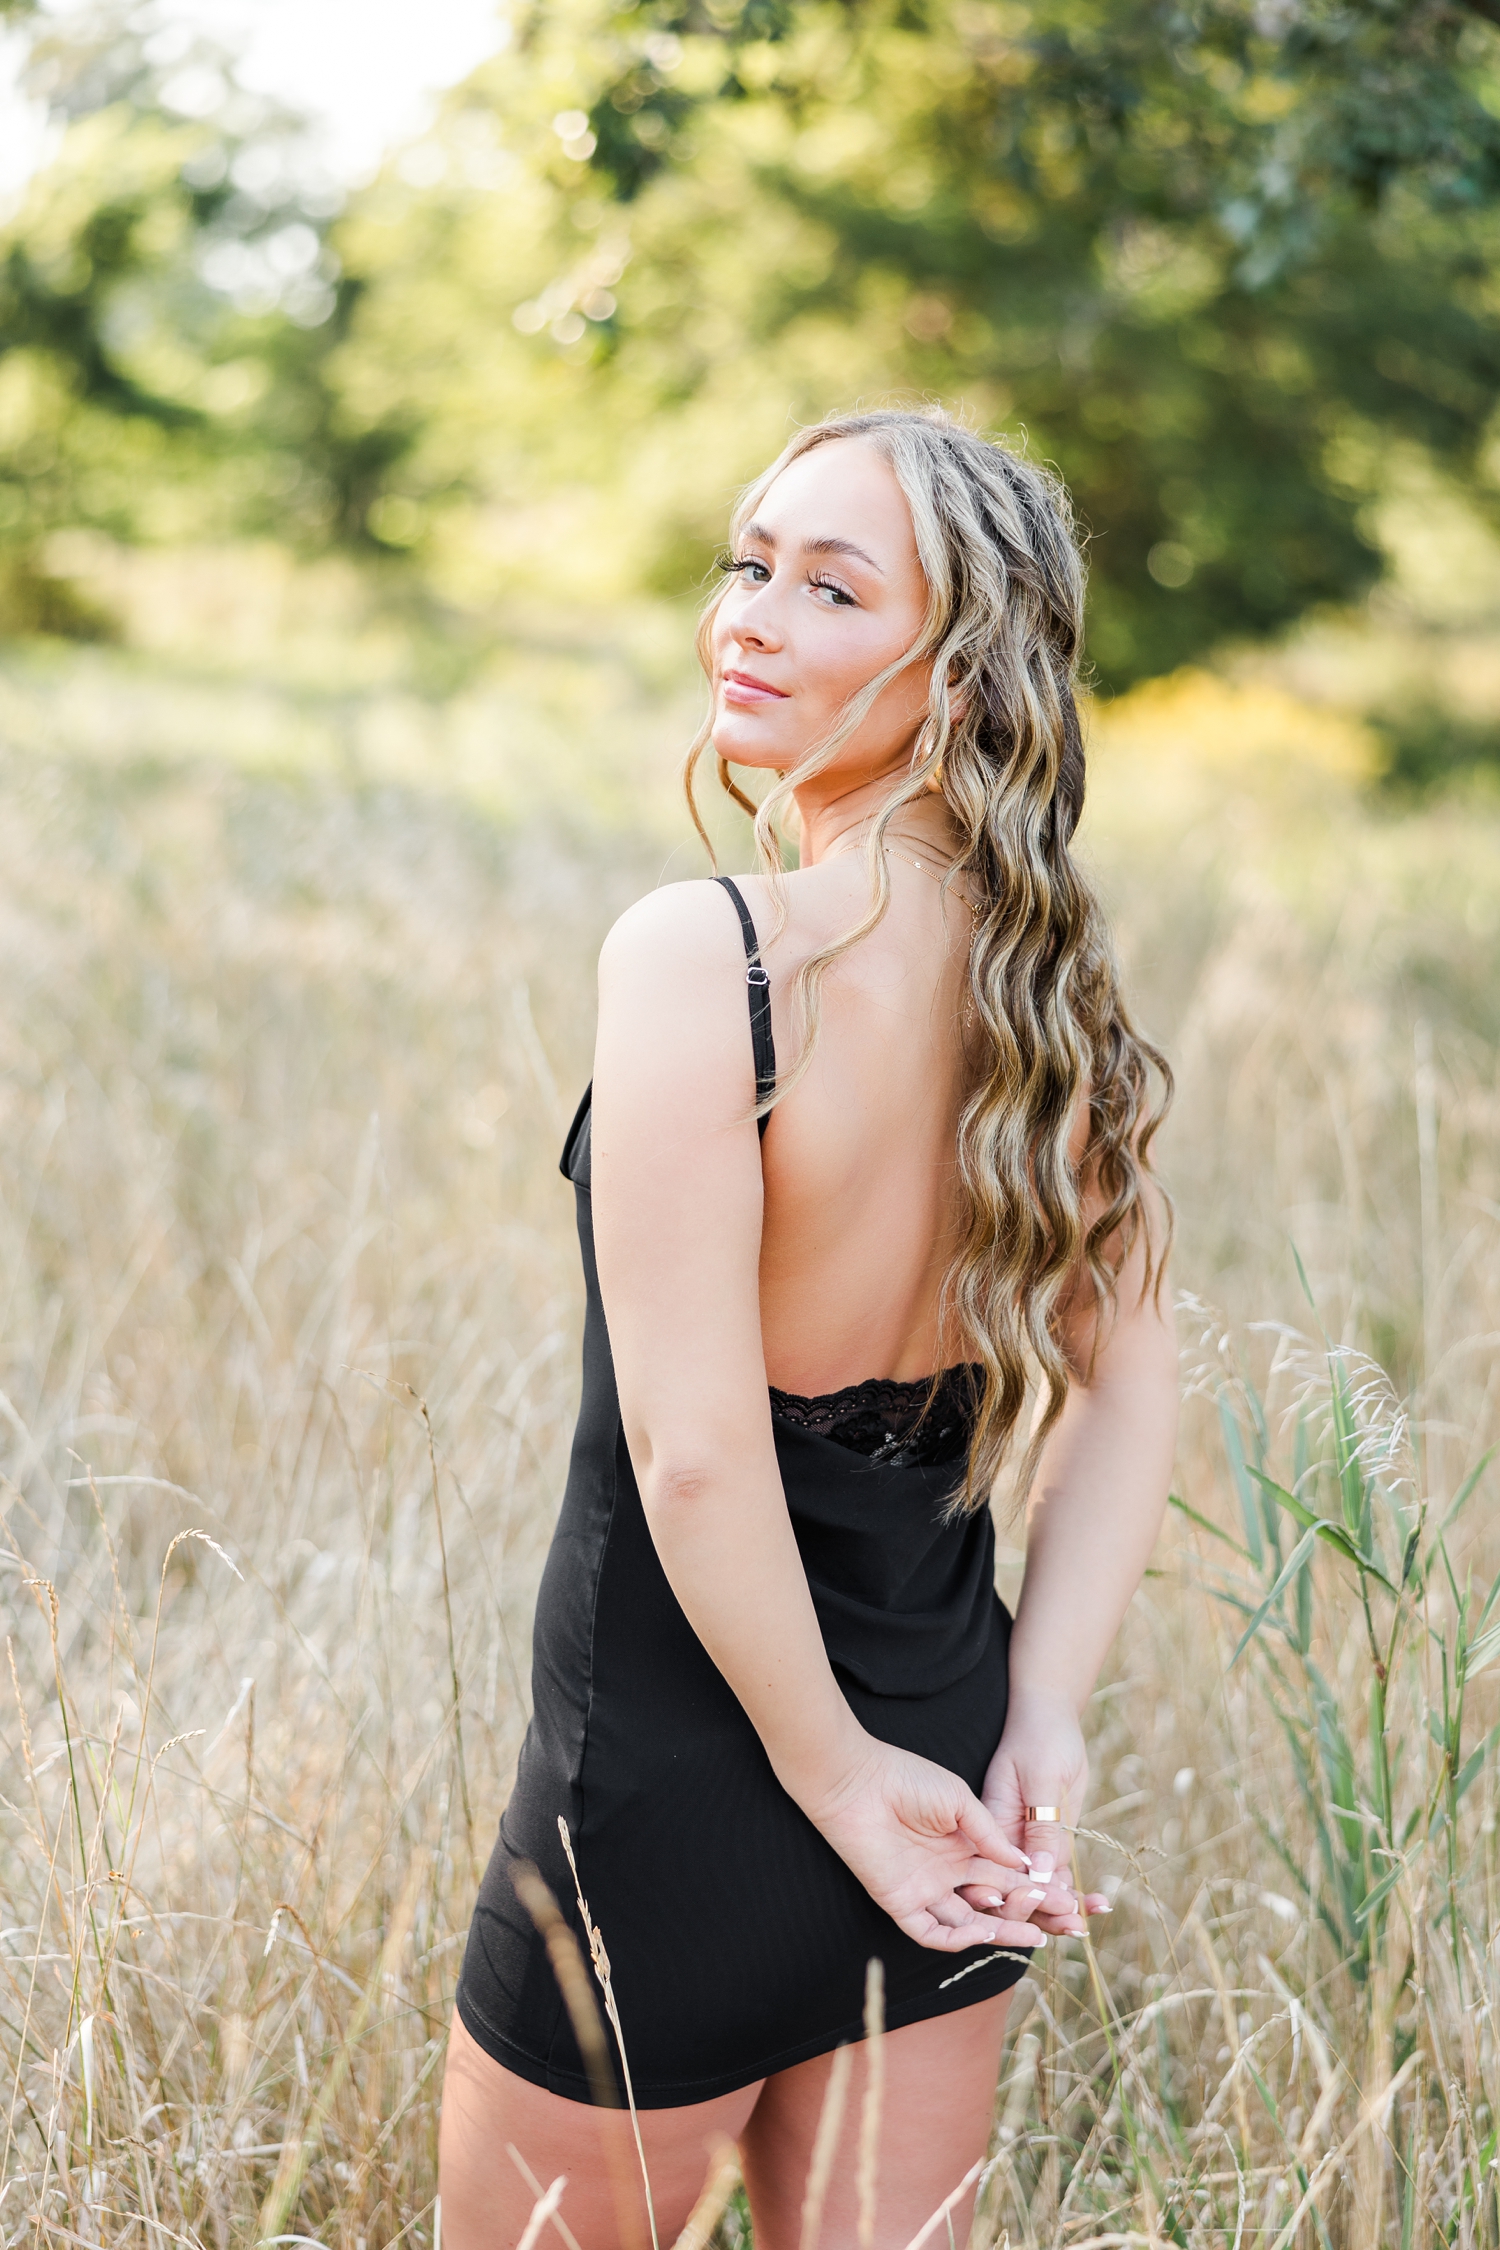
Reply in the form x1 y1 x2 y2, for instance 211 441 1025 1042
883 839 981 924
883 838 982 1030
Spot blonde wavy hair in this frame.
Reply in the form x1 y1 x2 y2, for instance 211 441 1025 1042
685 406 1172 1511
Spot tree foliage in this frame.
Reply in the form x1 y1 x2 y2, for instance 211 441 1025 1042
0 8 354 625
3 0 1499 678
493 0 1500 676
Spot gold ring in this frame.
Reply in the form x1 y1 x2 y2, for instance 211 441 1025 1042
1024 1804 1061 1823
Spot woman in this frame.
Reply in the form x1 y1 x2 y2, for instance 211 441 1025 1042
440 408 1178 2247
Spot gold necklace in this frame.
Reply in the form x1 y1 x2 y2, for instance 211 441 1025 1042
884 841 982 1031
883 842 981 923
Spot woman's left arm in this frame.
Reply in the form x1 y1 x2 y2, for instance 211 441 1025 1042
966 1184 1179 1932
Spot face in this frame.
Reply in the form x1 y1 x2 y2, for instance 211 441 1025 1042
709 438 934 784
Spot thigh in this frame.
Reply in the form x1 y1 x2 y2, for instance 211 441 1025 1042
739 1995 1011 2250
438 2010 761 2250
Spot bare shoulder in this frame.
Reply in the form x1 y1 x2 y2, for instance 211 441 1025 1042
598 878 749 1015
599 863 858 998
593 878 761 1128
601 874 744 958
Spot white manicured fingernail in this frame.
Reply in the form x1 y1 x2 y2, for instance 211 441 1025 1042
1031 1932 1047 1948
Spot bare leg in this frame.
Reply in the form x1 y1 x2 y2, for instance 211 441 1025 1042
739 1994 1012 2250
437 2010 762 2250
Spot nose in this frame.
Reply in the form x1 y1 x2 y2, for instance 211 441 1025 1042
728 577 784 654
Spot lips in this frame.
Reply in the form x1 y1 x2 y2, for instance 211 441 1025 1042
721 670 789 705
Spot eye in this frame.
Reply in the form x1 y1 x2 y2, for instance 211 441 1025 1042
810 575 857 607
718 552 771 585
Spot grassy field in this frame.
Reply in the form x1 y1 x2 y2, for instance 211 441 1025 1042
3 601 1500 2248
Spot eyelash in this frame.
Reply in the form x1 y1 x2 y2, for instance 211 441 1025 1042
717 554 856 605
717 553 767 583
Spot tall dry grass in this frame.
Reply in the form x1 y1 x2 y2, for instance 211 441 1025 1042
2 642 1499 2247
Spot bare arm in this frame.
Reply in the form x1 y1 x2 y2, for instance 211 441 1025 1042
1009 1224 1179 1712
591 882 1035 1952
970 1182 1179 1926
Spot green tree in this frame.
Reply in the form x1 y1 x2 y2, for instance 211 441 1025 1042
319 0 1500 676
6 1 1500 681
0 5 354 630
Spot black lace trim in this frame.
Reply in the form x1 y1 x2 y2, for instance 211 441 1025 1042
769 1364 982 1468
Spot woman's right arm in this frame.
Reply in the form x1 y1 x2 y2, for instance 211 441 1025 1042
589 883 1042 1954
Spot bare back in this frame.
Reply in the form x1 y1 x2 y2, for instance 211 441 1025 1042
730 859 976 1394
588 851 1013 1563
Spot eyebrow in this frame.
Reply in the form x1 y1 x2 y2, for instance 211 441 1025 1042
741 520 885 576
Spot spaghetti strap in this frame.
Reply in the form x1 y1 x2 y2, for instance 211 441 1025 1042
715 874 776 1137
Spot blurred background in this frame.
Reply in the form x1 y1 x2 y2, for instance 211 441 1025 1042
4 0 1500 707
3 4 1500 2245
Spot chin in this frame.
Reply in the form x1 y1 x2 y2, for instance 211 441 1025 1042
711 724 786 773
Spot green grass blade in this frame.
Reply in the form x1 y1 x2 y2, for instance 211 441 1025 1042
1230 1524 1320 1667
1220 1398 1265 1570
1354 1856 1408 1925
1468 1622 1500 1677
1454 1720 1500 1801
1251 1467 1319 1531
1168 1492 1251 1557
1250 1470 1398 1590
1439 1447 1496 1539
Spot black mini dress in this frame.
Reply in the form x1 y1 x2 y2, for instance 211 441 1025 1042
455 879 1025 2107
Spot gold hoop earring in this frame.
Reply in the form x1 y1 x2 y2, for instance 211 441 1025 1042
910 742 944 793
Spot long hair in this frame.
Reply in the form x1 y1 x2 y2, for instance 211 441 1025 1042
683 406 1172 1510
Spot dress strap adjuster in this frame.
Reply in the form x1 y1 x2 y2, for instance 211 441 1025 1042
714 875 777 1138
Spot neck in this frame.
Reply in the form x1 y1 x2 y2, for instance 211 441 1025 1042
792 767 959 869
